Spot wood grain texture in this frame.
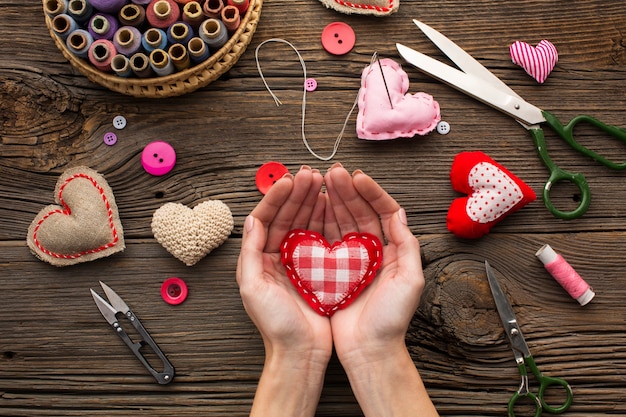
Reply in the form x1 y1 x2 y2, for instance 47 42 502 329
2 0 626 415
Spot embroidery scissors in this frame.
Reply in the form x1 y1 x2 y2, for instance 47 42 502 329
91 281 175 384
485 261 573 416
397 20 626 220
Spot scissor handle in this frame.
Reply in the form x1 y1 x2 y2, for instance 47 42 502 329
530 127 591 219
543 110 626 171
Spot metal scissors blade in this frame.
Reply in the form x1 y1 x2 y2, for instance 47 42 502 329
90 282 175 384
484 261 531 360
396 21 546 127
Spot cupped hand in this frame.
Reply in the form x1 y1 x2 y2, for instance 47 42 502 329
323 165 426 364
236 166 332 361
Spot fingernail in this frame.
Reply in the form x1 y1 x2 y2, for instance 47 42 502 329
299 165 311 171
327 162 343 172
352 169 364 176
398 208 408 226
281 172 293 180
245 215 255 232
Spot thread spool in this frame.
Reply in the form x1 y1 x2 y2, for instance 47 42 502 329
88 39 116 72
67 0 93 24
114 26 142 56
167 22 193 45
228 0 249 14
111 54 133 77
202 0 223 18
168 43 191 71
130 52 154 77
182 1 204 30
44 0 68 17
536 244 595 306
88 0 128 14
66 28 93 58
146 0 180 29
141 27 167 53
199 18 228 50
118 4 146 28
88 13 118 40
149 48 175 76
187 36 210 64
51 14 78 40
221 5 240 33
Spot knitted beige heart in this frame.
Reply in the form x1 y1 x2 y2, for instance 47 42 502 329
151 200 234 266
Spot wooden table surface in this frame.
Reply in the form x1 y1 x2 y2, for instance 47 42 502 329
2 0 626 415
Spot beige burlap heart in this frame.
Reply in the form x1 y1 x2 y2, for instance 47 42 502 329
27 166 125 267
318 0 398 16
151 200 234 266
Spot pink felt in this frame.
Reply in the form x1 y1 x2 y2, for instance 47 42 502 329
357 58 440 140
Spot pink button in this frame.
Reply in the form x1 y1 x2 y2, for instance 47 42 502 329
256 161 289 194
161 277 188 305
103 132 117 146
321 22 355 55
141 141 176 176
305 78 317 92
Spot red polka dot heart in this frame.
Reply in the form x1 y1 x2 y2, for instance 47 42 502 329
446 151 536 239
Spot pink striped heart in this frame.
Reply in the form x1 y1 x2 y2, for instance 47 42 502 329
510 40 558 84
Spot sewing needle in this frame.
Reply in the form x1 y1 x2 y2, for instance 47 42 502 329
376 52 394 109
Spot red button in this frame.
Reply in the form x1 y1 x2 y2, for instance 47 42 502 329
321 22 355 55
256 161 289 194
161 277 188 305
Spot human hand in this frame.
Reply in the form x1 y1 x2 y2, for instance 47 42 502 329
236 166 332 417
323 164 438 417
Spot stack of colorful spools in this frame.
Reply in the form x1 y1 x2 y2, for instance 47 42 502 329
44 0 250 78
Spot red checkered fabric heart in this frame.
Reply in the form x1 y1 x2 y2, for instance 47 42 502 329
280 229 383 316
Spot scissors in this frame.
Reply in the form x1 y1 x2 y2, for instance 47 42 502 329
485 261 573 416
91 281 175 384
397 20 626 220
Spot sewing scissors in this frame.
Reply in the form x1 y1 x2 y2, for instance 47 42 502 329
91 281 175 384
397 20 626 220
485 261 573 416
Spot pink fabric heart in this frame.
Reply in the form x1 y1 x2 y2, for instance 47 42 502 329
280 229 383 316
510 40 558 84
357 58 441 140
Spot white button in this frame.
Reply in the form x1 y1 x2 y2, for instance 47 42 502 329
436 121 450 135
113 115 127 129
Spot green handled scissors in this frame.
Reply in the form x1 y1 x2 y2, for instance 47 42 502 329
397 20 626 219
485 261 573 416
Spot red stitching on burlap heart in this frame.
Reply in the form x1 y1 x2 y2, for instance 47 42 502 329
446 152 536 239
510 40 558 84
319 0 397 16
280 229 383 316
333 0 394 13
27 167 124 266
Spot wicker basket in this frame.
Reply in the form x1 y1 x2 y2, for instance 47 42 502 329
44 0 262 98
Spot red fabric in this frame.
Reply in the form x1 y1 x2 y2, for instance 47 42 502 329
281 229 383 316
447 151 536 239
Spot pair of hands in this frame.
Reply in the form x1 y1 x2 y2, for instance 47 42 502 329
236 164 436 416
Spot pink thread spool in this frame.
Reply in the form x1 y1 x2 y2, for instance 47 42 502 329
536 244 595 306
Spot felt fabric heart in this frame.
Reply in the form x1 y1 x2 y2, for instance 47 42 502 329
447 152 536 239
357 58 440 140
318 0 398 16
151 200 234 266
281 229 383 316
27 166 125 267
510 40 558 84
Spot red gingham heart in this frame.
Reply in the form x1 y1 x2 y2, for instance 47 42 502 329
510 40 558 84
280 229 383 317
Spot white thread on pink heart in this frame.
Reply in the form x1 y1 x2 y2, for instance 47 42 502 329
466 162 523 223
510 40 558 84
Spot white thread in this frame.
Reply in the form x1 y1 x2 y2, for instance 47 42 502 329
255 38 359 161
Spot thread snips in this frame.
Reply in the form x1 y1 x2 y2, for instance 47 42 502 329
90 281 175 384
